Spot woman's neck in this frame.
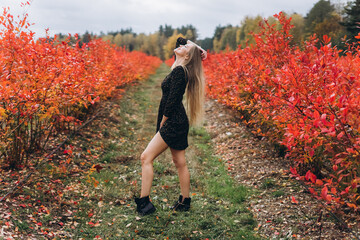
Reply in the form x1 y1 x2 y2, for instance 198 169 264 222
173 56 186 67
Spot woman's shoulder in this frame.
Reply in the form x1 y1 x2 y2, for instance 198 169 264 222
170 66 187 82
171 66 185 76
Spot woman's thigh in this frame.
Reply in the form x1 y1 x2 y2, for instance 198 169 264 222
170 148 186 168
142 131 168 162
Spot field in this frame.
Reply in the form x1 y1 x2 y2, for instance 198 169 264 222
0 5 360 240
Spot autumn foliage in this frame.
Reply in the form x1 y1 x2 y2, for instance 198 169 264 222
164 56 175 67
204 12 360 211
0 6 162 168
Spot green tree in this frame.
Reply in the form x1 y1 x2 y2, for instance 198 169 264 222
162 24 174 38
342 0 360 42
198 37 213 52
313 12 346 45
305 0 335 35
82 30 92 43
177 24 198 41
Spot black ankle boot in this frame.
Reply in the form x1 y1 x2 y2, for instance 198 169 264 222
170 195 191 211
134 195 156 216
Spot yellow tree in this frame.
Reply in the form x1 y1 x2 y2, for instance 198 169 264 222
236 15 264 47
101 34 114 44
113 33 123 47
185 29 194 40
219 27 239 51
290 13 305 45
163 31 185 60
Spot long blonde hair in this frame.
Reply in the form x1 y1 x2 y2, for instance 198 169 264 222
172 45 205 126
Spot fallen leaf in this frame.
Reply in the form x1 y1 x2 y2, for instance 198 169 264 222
291 196 299 204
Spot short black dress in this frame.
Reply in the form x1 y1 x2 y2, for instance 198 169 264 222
156 37 189 150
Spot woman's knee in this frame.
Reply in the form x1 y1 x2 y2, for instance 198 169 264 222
140 151 153 166
173 157 186 169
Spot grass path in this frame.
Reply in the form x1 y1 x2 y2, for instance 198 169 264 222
1 64 261 239
80 63 261 239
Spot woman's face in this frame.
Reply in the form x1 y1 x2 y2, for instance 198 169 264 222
174 43 193 58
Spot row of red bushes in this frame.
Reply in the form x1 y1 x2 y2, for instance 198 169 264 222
203 12 360 211
0 6 162 168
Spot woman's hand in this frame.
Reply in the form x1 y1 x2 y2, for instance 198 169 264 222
160 115 168 128
200 50 207 60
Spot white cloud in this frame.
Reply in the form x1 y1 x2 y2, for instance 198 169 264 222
0 0 349 39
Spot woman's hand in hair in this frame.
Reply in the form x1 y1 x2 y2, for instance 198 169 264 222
187 40 207 60
200 50 207 60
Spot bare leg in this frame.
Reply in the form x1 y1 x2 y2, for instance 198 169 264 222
170 148 190 200
140 131 168 198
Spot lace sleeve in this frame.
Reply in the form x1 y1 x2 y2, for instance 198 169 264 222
163 66 187 117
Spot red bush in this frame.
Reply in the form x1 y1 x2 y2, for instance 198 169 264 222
0 6 162 168
204 12 360 211
164 56 175 67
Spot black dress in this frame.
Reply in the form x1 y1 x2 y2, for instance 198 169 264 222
156 37 189 150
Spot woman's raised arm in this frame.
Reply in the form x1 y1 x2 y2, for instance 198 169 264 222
186 40 207 60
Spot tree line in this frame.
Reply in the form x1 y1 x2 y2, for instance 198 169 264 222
55 0 360 60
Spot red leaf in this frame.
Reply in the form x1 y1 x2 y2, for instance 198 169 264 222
346 203 357 209
337 131 345 140
332 165 338 171
309 187 317 196
290 166 298 176
291 196 299 204
315 179 324 186
305 170 317 183
313 110 320 119
340 186 350 195
321 186 332 202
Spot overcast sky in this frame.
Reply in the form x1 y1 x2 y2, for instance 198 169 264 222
1 0 347 39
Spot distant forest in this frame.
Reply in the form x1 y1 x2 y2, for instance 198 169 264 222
54 0 360 60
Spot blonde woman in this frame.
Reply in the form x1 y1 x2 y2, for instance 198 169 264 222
134 37 207 216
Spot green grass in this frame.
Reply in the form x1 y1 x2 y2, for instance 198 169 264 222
261 178 276 189
272 190 286 197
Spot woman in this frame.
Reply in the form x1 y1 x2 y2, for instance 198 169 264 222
134 37 207 216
